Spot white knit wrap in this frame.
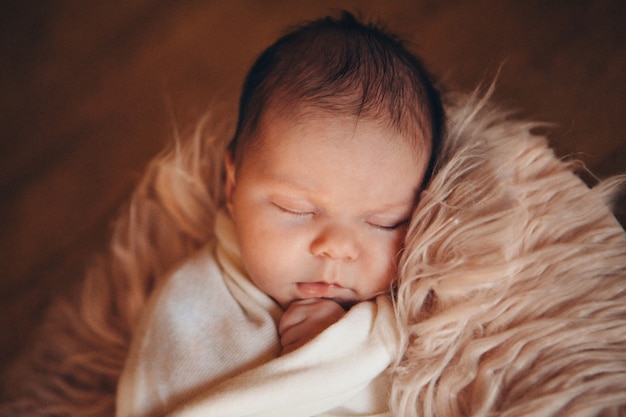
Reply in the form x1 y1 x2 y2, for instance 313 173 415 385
116 210 398 417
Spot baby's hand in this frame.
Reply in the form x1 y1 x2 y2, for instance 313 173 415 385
278 298 345 355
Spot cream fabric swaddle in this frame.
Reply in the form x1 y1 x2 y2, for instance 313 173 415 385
116 210 398 417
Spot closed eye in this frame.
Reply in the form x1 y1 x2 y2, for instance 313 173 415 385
368 218 410 232
273 203 314 217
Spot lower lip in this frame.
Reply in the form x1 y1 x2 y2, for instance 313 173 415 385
296 282 342 298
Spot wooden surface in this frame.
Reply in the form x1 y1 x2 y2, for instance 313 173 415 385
1 0 625 375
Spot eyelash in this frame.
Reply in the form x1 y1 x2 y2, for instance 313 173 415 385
273 203 313 217
368 219 408 232
273 203 408 231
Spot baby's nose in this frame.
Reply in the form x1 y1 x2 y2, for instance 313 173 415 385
309 224 360 261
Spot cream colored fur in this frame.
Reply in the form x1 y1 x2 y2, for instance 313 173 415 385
392 92 626 416
0 117 229 416
1 94 625 416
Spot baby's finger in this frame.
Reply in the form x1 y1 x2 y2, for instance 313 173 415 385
279 313 331 354
278 298 343 335
278 299 316 335
279 324 310 353
278 298 346 354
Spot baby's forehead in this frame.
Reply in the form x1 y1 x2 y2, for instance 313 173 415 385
259 105 428 153
248 107 429 170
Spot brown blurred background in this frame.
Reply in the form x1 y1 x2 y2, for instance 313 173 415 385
1 0 625 376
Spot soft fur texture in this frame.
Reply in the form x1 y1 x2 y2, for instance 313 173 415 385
392 91 626 416
1 93 625 416
0 117 229 416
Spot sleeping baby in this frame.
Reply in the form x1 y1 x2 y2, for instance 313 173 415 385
116 11 444 417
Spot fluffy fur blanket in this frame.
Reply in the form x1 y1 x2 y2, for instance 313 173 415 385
1 92 625 416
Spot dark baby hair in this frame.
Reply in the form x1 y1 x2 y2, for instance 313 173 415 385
228 11 444 180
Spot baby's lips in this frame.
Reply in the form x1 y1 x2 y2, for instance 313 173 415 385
296 282 342 298
295 282 357 306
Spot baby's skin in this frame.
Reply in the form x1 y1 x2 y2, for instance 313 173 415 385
278 299 346 355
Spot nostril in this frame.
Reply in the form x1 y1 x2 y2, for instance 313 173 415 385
310 225 360 261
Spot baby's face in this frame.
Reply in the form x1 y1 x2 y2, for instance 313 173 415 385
225 112 428 309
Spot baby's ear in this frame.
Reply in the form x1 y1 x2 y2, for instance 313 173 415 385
224 151 237 215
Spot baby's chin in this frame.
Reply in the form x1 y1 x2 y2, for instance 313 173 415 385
278 296 357 311
325 297 357 310
270 282 386 310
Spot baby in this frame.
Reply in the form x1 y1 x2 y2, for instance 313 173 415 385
117 11 443 417
226 12 443 355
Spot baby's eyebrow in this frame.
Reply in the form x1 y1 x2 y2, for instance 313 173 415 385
381 193 420 209
266 177 316 196
258 168 311 188
368 201 415 216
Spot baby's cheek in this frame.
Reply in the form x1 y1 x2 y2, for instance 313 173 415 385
362 242 399 297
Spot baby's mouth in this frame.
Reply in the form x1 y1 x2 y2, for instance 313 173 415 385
297 282 341 297
296 282 355 308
